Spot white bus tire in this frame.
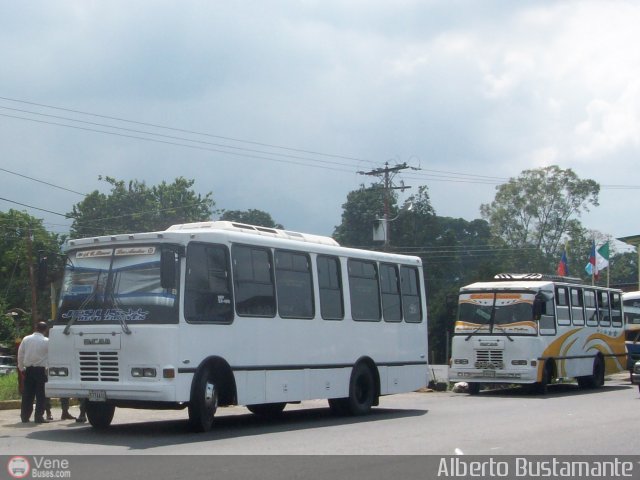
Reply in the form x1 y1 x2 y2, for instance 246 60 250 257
86 402 115 430
346 363 376 416
188 368 218 433
246 403 286 417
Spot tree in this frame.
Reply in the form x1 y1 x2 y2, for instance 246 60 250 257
219 209 283 229
333 183 503 362
480 166 599 271
0 210 64 339
333 184 391 247
68 176 214 237
610 251 638 290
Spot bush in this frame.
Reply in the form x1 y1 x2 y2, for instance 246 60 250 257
0 372 20 401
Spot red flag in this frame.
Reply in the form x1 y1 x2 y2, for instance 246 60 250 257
556 251 568 276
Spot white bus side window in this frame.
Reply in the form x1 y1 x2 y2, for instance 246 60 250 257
584 290 598 327
597 291 611 327
232 244 276 317
555 286 571 326
401 266 423 323
317 255 344 320
348 259 381 321
611 292 623 327
570 288 585 326
275 250 314 319
185 243 233 324
380 263 402 322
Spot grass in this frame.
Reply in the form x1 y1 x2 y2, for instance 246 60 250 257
0 372 20 401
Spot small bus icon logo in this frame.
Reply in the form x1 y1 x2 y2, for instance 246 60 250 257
7 456 30 479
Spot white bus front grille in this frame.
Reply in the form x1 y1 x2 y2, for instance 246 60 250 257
475 350 504 370
79 351 120 382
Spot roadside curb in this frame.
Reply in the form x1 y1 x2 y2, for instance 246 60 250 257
0 400 20 410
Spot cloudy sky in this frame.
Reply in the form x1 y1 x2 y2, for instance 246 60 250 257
1 1 639 247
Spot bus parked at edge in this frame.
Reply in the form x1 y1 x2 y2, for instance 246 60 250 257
45 221 429 431
449 273 625 394
623 291 640 373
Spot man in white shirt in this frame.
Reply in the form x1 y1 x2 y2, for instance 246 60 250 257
17 322 49 423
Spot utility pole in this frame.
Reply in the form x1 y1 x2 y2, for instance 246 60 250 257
25 224 39 329
358 162 411 249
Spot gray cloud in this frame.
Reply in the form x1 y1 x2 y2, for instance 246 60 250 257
1 0 638 243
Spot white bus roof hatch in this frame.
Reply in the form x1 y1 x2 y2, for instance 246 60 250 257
166 221 340 246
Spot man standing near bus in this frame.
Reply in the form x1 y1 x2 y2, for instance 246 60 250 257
17 321 49 423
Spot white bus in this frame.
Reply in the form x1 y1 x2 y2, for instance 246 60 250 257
449 273 626 394
623 291 640 373
46 221 428 431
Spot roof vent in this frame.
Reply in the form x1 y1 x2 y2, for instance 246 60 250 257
166 221 339 246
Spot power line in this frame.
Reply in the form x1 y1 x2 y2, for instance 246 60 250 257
0 105 370 171
3 97 639 237
0 194 212 234
0 167 87 196
358 162 414 249
0 196 69 217
3 97 640 190
0 112 359 174
0 96 372 164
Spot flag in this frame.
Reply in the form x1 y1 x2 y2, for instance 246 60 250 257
585 241 610 279
585 240 598 278
557 250 569 276
596 242 609 272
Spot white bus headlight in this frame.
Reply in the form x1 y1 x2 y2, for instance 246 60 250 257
48 367 69 377
453 359 469 365
131 367 157 378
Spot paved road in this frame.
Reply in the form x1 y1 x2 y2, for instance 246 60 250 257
1 373 638 457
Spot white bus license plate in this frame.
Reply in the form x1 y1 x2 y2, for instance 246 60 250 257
89 390 107 402
482 370 496 378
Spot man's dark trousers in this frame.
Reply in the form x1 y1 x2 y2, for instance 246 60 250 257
21 366 47 422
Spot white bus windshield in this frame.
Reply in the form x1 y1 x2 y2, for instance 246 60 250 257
455 291 538 335
56 246 178 325
624 303 640 327
624 299 640 344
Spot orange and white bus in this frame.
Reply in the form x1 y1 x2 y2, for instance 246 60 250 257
449 273 625 394
623 291 640 373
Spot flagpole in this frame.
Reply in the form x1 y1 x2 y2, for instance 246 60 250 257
591 239 595 286
607 237 611 288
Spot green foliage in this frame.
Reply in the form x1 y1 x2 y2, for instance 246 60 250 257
480 165 599 271
333 184 391 247
0 372 20 401
424 216 512 363
0 210 64 340
609 251 638 290
220 209 283 229
68 176 215 237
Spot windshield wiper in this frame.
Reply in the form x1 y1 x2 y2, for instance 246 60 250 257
104 272 132 335
108 294 132 335
63 272 102 335
465 322 490 341
118 311 132 335
492 324 514 342
464 308 492 341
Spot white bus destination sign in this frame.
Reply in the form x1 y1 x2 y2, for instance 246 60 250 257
75 247 156 258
